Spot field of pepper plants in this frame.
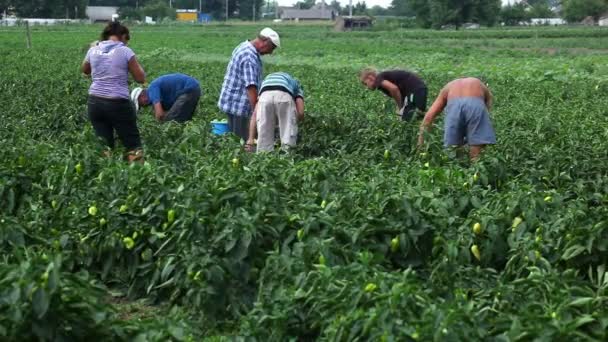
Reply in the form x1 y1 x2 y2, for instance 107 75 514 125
1 23 608 341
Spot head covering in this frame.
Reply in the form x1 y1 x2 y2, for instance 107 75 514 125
260 27 280 48
130 87 143 111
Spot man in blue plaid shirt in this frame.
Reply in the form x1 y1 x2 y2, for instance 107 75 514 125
218 28 280 143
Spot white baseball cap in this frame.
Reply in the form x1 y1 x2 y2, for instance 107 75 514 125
130 87 143 112
260 27 280 48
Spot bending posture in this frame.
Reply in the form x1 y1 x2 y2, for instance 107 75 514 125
360 68 428 121
217 28 280 143
418 77 496 160
249 72 305 152
82 21 146 162
131 73 201 123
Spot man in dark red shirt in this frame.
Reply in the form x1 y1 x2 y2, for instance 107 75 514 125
360 68 428 122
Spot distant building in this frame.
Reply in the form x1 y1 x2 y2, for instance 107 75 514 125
280 2 335 21
334 16 373 31
599 13 608 26
581 16 595 26
199 13 212 23
280 8 334 21
86 6 118 23
176 9 198 22
529 18 565 25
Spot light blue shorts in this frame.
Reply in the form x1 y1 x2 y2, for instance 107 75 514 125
444 97 496 146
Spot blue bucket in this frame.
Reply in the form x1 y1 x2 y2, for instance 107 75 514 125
211 121 229 135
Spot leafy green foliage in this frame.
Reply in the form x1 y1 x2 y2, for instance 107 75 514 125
1 24 608 340
0 253 202 341
562 0 608 22
9 0 87 19
408 0 501 28
141 0 177 21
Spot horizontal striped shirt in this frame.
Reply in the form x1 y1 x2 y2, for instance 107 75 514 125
260 72 304 99
217 41 262 117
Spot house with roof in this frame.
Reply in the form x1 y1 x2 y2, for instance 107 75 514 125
599 13 608 26
86 6 119 23
280 3 335 21
334 16 373 31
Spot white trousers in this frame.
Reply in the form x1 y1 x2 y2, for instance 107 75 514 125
256 90 298 152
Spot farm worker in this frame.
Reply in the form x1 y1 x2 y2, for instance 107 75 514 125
417 77 496 160
131 73 201 123
251 72 305 152
359 68 428 122
82 21 146 163
218 27 280 146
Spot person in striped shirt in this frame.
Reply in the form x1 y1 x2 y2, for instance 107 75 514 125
217 28 280 142
248 72 305 152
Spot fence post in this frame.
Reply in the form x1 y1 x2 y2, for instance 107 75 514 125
25 21 32 48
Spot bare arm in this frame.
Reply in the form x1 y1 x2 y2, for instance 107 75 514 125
380 80 403 110
295 97 305 121
82 49 92 76
128 57 146 84
153 103 166 121
482 84 493 110
418 87 449 146
82 61 91 76
246 86 259 146
247 86 258 111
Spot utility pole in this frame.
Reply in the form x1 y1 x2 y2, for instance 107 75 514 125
266 0 270 19
25 21 32 48
199 0 202 12
348 0 352 16
169 0 172 8
321 0 325 19
225 0 228 21
252 0 256 21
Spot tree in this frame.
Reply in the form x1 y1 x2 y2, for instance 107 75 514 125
408 0 500 28
500 3 529 25
1 0 11 16
352 1 367 15
473 0 501 26
529 4 555 18
12 0 87 18
329 0 341 13
293 0 315 9
408 0 431 27
237 0 263 20
260 0 279 18
141 0 176 20
561 0 607 22
118 6 143 20
390 0 415 16
90 0 138 6
174 0 199 8
369 5 390 16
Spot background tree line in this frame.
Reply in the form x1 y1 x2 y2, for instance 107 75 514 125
2 0 607 26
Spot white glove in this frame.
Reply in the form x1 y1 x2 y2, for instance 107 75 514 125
398 105 407 116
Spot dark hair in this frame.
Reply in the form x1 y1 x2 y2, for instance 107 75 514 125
101 21 130 41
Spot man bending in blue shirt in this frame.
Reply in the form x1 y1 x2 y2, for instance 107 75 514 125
131 73 201 123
